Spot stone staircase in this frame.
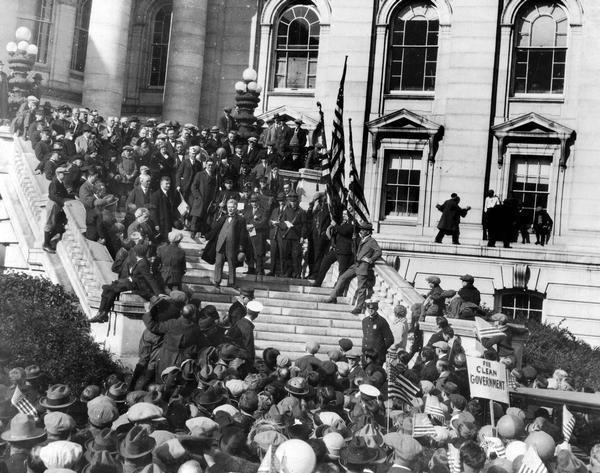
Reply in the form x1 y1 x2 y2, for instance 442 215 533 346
4 132 430 367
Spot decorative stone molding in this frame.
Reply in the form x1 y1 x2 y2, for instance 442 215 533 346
261 0 332 26
501 0 583 26
514 263 531 289
377 0 453 26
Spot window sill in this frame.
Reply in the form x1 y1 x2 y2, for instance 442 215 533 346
69 70 84 80
510 94 565 103
384 91 435 100
268 89 316 97
140 87 165 93
379 217 419 226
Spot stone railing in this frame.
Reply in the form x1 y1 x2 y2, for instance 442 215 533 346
341 253 528 367
10 136 145 366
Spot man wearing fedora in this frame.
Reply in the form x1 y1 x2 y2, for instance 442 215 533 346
289 118 308 155
1 413 46 473
382 432 424 473
327 221 382 314
218 107 237 134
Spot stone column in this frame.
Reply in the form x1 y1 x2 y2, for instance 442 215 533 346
0 0 19 57
162 0 208 124
82 0 132 116
49 0 77 88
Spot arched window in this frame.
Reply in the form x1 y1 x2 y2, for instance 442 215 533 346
273 3 320 89
149 5 172 87
386 1 439 92
513 3 567 94
70 0 92 72
18 0 54 64
497 290 545 322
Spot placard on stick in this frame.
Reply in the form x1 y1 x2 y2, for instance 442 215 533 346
466 356 509 404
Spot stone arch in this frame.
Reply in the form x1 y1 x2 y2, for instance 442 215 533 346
261 0 332 26
501 0 583 26
377 0 453 27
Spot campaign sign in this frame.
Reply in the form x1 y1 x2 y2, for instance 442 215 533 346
466 356 509 404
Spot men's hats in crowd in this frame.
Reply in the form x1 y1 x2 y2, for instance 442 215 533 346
383 432 423 463
426 276 441 285
365 299 379 309
246 300 263 316
338 338 353 352
107 382 128 404
275 439 316 473
460 274 475 283
285 377 309 396
238 288 254 299
119 425 156 459
40 384 76 410
82 450 122 473
87 395 119 428
127 402 165 423
185 416 219 437
1 413 46 442
39 440 83 469
339 437 385 470
359 221 374 231
345 348 361 359
85 428 119 460
44 412 75 437
24 365 42 380
210 126 220 133
358 383 380 400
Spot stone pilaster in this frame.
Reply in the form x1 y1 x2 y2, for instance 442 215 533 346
162 0 208 124
82 0 132 115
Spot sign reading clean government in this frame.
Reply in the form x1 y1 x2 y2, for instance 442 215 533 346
466 356 509 404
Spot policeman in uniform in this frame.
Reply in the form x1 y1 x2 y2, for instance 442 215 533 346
361 299 394 365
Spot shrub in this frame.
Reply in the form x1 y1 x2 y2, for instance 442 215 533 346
0 273 122 392
524 319 600 391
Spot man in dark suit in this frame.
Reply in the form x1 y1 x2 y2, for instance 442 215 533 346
44 166 74 253
243 194 269 277
126 174 153 210
267 192 286 276
242 137 261 168
326 221 382 314
227 300 263 365
150 176 177 243
175 146 202 204
217 107 237 134
279 191 307 278
361 300 394 365
212 199 247 288
419 347 439 383
288 119 308 155
306 192 331 279
91 243 164 323
313 210 354 287
434 193 471 244
265 115 292 156
227 288 254 326
220 130 238 157
190 159 217 239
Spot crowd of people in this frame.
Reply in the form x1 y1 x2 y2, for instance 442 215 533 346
13 95 341 295
0 283 598 473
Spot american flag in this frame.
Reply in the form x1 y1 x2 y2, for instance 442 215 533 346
387 354 420 404
517 447 548 473
448 444 461 473
424 395 446 423
11 385 37 418
347 118 370 224
483 436 507 459
325 57 348 220
563 405 576 443
475 317 506 339
312 101 327 148
412 413 436 437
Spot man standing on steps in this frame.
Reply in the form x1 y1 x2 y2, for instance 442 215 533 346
227 288 254 327
228 300 264 366
326 222 382 315
361 300 394 366
211 199 247 289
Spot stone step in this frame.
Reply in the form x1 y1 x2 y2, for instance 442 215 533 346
185 280 332 296
255 312 363 328
254 321 361 339
183 272 315 288
253 335 361 356
259 297 352 311
260 304 358 319
254 289 334 302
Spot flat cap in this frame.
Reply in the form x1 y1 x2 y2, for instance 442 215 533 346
383 433 423 462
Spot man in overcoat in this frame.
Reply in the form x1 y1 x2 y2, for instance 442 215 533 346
434 193 471 244
190 159 217 238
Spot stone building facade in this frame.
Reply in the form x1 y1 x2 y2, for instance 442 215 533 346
3 0 600 344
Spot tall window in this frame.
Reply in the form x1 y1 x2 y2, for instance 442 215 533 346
509 155 551 227
513 3 567 94
387 2 439 92
382 150 421 218
70 0 92 72
18 0 54 64
498 290 544 322
274 3 320 89
149 5 172 87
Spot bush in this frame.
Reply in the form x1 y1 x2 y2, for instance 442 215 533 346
0 273 122 392
524 319 600 391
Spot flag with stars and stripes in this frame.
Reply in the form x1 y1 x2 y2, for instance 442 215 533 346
347 117 370 224
517 447 548 473
387 353 420 404
563 405 576 443
475 317 506 339
412 413 436 437
11 385 37 418
325 57 348 220
424 395 446 424
448 443 461 473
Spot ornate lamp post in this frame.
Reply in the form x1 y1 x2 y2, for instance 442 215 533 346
234 67 262 140
5 27 38 116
